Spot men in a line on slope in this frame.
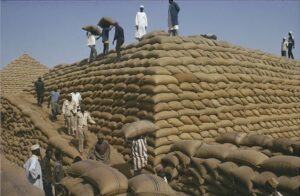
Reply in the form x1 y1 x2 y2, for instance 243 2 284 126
35 77 45 107
62 94 77 135
48 87 60 121
135 5 148 41
24 144 44 191
168 0 180 36
77 105 96 154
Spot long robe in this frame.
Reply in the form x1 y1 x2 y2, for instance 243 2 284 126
24 154 44 191
135 11 148 39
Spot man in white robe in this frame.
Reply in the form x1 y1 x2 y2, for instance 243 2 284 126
135 5 148 41
24 144 44 191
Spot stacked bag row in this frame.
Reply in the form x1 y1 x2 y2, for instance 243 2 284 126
162 132 300 196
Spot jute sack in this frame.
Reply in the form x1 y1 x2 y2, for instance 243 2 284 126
195 144 235 161
122 120 158 139
98 16 116 27
231 166 256 192
226 149 269 168
69 182 95 196
67 160 101 177
271 138 294 155
252 171 277 189
161 152 179 167
170 140 203 157
128 174 176 196
277 176 300 195
260 155 300 176
60 176 84 191
81 166 128 196
82 25 102 36
239 134 273 147
215 132 247 145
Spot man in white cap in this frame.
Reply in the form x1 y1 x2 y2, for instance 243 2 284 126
135 5 148 41
281 37 288 57
24 144 44 191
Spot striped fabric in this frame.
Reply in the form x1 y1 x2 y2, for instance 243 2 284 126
132 137 148 171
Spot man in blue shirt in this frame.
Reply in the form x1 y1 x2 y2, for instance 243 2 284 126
168 0 180 36
48 87 60 121
101 25 113 55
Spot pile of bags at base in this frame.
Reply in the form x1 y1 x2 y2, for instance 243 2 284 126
162 132 300 196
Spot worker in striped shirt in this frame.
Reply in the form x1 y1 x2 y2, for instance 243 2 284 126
131 135 148 176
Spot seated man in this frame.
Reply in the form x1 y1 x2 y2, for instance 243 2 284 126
87 132 110 165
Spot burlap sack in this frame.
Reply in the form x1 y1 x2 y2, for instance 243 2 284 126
67 160 101 177
260 155 300 176
195 144 234 161
252 171 277 188
69 182 95 196
60 176 84 191
170 140 203 157
161 152 179 167
82 25 102 36
215 132 247 145
271 138 294 155
231 166 256 192
277 176 300 195
122 120 158 139
81 166 128 196
98 16 116 27
128 174 176 196
226 149 269 168
239 134 273 148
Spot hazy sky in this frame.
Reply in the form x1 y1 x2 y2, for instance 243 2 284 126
1 0 299 68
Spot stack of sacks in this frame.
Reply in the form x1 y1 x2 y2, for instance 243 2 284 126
216 132 300 157
164 137 300 196
1 96 79 166
37 31 299 170
60 160 128 196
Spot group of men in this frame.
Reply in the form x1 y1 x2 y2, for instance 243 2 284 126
87 0 180 62
281 31 295 59
24 144 64 196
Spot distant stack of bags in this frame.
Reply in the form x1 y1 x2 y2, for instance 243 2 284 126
162 132 300 196
30 31 299 169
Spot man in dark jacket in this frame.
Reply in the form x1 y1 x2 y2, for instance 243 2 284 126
41 146 53 196
35 77 45 106
168 0 180 36
113 22 124 59
287 31 295 59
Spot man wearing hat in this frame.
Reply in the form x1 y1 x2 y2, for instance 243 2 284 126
135 5 148 41
87 131 110 164
281 37 288 57
265 178 283 196
76 104 95 154
24 144 44 191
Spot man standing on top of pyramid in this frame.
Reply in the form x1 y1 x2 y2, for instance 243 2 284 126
168 0 180 36
135 5 148 41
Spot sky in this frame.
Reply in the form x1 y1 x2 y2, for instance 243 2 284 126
1 0 299 68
